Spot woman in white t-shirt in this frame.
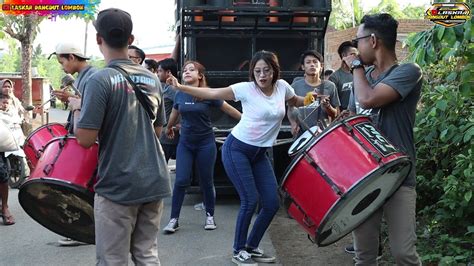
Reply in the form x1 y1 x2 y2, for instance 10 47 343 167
167 50 306 265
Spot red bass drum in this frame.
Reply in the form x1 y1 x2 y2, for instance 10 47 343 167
280 115 412 246
23 123 68 171
19 136 98 244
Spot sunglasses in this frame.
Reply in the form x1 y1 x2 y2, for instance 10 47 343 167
351 33 375 47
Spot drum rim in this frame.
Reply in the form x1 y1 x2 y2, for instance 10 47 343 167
24 122 67 143
315 156 412 246
288 126 320 156
280 115 373 187
41 135 99 152
18 177 95 244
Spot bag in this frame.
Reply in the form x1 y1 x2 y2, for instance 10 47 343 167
0 120 19 152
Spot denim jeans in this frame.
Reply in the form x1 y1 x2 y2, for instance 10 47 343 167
170 135 216 218
222 134 280 252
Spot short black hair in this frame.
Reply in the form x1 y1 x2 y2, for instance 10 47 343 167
128 45 145 63
157 58 178 78
58 54 87 62
324 69 334 76
300 50 323 65
337 41 356 59
144 59 158 72
360 13 398 50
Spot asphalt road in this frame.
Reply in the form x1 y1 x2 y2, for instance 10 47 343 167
0 108 278 265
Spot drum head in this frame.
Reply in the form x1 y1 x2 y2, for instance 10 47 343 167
18 178 95 244
288 126 321 156
315 158 411 246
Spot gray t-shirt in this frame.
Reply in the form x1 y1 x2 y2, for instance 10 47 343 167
159 82 179 145
67 66 97 132
77 59 171 205
75 65 97 95
348 63 422 187
291 79 340 129
329 68 353 110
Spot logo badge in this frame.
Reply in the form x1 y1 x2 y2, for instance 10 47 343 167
425 3 471 27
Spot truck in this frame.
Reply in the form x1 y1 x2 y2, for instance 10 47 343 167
175 0 331 193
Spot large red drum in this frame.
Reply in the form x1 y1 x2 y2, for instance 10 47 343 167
23 123 68 170
280 115 412 246
19 136 98 244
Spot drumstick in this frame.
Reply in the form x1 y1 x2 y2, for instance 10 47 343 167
294 109 321 139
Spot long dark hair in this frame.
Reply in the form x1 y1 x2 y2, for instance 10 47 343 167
182 60 208 88
249 50 280 87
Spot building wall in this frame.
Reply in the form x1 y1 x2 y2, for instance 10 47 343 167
324 19 433 70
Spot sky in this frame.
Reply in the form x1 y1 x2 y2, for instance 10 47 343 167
32 0 432 58
35 0 176 58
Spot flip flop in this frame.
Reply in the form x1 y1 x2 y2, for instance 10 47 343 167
2 213 15 225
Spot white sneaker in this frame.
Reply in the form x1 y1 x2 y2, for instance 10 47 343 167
232 250 257 265
58 238 85 246
163 218 179 233
204 214 217 230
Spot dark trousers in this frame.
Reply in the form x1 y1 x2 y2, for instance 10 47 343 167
170 135 217 218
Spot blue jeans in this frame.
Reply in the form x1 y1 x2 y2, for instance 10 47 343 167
170 135 216 218
222 134 280 253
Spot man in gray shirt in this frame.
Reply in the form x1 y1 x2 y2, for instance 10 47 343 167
344 13 422 265
50 42 97 135
288 50 340 136
157 58 180 162
329 41 358 111
76 8 171 265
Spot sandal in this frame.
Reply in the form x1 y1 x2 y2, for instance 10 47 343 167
2 212 15 225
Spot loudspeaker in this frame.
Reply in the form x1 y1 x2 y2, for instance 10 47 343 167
195 36 309 72
283 0 329 8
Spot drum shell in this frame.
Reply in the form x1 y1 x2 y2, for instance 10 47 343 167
281 115 411 246
19 136 98 244
23 123 68 171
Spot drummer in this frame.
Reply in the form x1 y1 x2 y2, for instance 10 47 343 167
49 41 97 134
288 50 340 137
49 41 97 246
344 13 422 265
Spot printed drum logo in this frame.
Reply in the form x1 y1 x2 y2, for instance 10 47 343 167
425 3 471 27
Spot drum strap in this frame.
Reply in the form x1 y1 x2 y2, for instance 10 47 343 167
342 121 382 163
304 153 343 196
109 65 155 121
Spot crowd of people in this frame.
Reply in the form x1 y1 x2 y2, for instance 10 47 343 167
0 8 423 266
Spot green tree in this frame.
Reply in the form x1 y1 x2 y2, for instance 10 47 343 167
329 0 428 30
405 17 473 265
0 4 99 133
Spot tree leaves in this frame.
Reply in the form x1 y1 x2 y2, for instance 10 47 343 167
408 16 473 264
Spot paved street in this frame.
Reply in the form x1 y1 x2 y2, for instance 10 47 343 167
0 108 278 265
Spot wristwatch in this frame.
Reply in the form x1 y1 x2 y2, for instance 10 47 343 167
350 59 363 73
